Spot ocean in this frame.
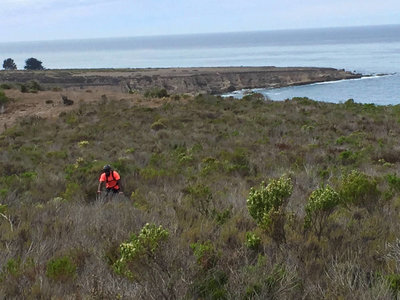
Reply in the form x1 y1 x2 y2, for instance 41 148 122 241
0 24 399 105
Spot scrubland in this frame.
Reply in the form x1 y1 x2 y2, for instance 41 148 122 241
2 91 400 299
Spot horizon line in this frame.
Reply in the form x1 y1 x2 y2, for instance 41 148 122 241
1 23 399 44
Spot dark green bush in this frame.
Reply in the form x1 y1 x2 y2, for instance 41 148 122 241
387 273 400 294
191 240 218 270
242 92 265 103
245 232 261 250
190 269 228 300
0 83 12 90
20 84 28 93
339 170 380 211
144 87 169 98
386 173 400 193
46 256 77 282
184 183 213 216
0 89 10 105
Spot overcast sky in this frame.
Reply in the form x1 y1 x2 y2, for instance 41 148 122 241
1 0 399 42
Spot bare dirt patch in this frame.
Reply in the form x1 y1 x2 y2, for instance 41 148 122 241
0 87 166 133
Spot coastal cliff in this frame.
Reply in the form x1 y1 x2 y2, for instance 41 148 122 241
0 67 360 94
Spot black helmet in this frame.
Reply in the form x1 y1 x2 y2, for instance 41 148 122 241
103 164 111 172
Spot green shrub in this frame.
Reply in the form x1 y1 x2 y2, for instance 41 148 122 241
339 170 380 212
46 256 77 282
386 173 400 193
20 84 28 93
339 150 361 164
213 208 230 225
242 92 265 103
0 83 12 90
113 223 169 279
244 283 262 299
200 157 221 176
0 203 7 214
0 189 8 199
5 258 21 276
190 240 219 270
0 89 10 105
29 80 43 92
20 171 37 180
344 98 357 108
77 140 89 148
246 175 292 242
220 148 250 176
183 183 213 216
139 167 167 180
151 119 167 131
190 269 228 300
144 87 169 98
304 185 340 240
245 232 261 250
46 150 68 159
387 273 400 294
292 97 316 105
125 147 135 154
63 182 81 201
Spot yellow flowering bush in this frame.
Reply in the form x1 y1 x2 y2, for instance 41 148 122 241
247 175 292 242
113 223 169 279
304 185 340 240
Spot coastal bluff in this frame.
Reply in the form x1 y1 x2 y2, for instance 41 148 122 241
0 67 360 94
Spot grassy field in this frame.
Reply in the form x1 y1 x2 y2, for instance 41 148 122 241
1 91 400 298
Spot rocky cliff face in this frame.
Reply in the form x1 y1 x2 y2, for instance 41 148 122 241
0 67 361 94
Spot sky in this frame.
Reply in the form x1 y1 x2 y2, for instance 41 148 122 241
1 0 399 42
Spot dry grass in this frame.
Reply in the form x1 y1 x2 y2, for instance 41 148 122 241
1 93 400 298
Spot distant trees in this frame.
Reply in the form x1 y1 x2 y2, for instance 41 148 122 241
1 57 46 70
24 57 44 70
3 58 17 70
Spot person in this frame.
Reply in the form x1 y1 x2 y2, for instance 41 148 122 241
97 165 123 196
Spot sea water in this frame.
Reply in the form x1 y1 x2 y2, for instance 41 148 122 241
0 24 399 104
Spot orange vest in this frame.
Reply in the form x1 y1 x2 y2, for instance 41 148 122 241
99 171 120 189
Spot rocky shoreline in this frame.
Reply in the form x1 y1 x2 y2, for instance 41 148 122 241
0 67 361 94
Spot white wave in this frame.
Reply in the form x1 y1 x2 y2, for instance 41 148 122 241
311 74 395 86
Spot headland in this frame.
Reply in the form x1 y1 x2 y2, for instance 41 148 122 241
0 66 361 94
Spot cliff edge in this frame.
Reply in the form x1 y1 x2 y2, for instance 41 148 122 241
0 67 361 94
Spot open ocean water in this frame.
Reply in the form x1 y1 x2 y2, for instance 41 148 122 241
0 24 399 105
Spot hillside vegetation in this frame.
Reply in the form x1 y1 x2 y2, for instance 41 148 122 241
2 93 400 298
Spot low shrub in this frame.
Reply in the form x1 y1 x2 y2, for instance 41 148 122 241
242 92 265 103
190 269 228 300
183 183 213 216
245 232 261 250
0 83 12 90
338 170 380 212
304 185 340 240
0 89 10 106
151 119 167 131
386 173 400 193
113 223 169 279
46 256 77 282
20 84 28 93
144 87 169 98
190 240 219 270
387 273 400 295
